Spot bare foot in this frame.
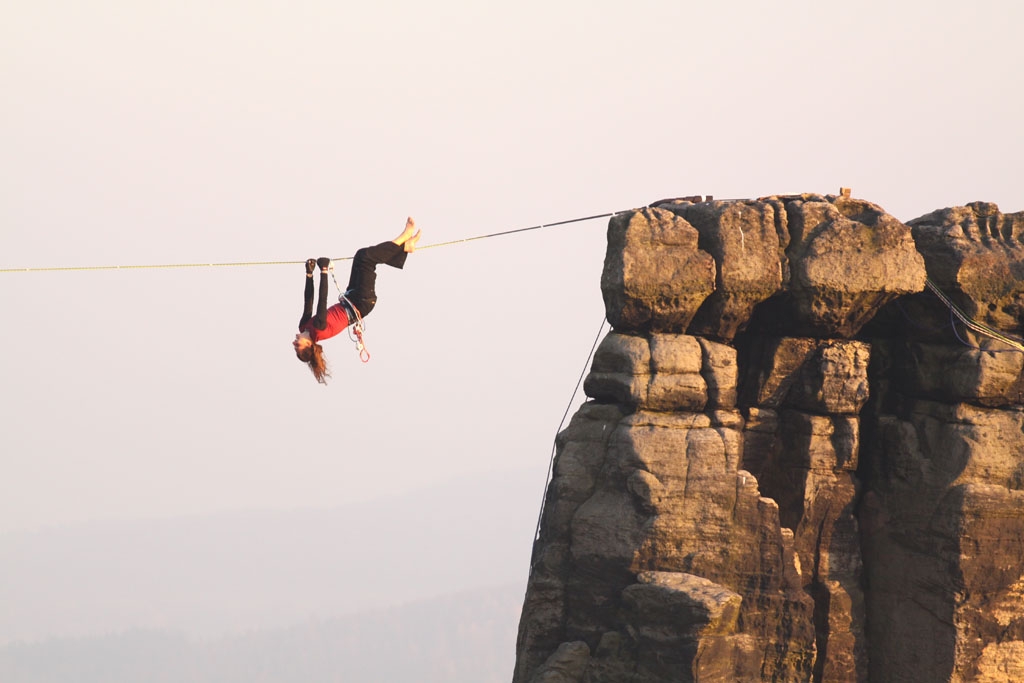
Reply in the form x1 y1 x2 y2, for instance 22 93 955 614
392 217 417 246
404 229 421 252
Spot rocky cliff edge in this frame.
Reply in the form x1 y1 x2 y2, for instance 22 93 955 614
514 192 1024 683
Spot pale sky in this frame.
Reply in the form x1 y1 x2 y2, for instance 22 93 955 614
2 0 1021 533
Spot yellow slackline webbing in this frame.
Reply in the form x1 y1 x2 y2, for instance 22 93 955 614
0 211 621 274
0 260 306 273
8 214 1020 355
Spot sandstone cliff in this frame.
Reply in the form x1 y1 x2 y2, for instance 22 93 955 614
514 193 1024 683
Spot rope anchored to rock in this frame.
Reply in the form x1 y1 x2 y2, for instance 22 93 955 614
925 278 1024 353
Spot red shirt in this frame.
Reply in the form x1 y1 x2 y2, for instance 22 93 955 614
300 303 350 342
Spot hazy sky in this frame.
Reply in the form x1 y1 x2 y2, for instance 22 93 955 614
2 0 1022 537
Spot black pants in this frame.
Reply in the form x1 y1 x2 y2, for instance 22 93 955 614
301 241 407 331
344 240 407 317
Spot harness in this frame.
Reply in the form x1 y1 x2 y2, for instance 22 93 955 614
328 264 371 363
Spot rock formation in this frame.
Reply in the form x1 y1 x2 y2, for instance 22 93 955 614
514 194 1024 682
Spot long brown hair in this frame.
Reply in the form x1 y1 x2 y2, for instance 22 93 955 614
297 342 331 384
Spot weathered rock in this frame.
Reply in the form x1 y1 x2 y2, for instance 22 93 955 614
613 572 756 683
909 202 1024 334
516 195 1024 683
583 333 653 408
860 397 1024 683
601 208 716 333
648 334 707 411
697 337 738 409
516 404 625 683
882 339 1024 407
949 484 1024 681
782 194 927 337
528 641 590 683
740 336 819 408
623 572 742 637
583 332 708 412
602 194 927 339
740 337 871 415
515 396 817 682
657 199 787 340
974 640 1024 683
740 404 867 682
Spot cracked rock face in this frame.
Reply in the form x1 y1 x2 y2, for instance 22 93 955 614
515 397 816 683
615 194 928 340
601 208 716 333
515 195 1024 683
784 195 927 337
860 397 1024 683
657 199 787 341
909 202 1024 334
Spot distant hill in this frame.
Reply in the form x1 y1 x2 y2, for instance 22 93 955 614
0 582 523 683
0 468 540 644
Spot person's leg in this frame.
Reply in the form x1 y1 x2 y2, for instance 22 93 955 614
344 218 422 317
344 242 406 317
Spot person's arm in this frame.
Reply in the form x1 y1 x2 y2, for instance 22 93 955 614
299 259 315 328
311 257 332 330
312 271 329 329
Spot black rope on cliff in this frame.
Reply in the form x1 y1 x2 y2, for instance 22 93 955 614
529 316 608 572
925 279 1024 353
414 212 622 252
947 306 1022 354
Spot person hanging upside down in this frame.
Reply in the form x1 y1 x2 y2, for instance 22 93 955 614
293 218 421 383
